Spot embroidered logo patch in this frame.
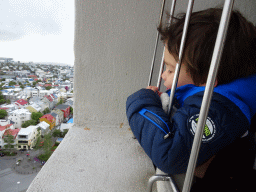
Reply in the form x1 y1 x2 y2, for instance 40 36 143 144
187 114 216 142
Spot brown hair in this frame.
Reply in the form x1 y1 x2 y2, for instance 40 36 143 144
158 8 256 85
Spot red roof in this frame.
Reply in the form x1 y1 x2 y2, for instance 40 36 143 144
4 129 20 138
53 85 59 87
0 124 12 131
15 99 28 105
28 75 37 78
34 78 38 81
47 95 53 102
44 84 52 87
41 114 55 121
0 108 8 110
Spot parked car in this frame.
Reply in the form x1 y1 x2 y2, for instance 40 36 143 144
0 152 5 157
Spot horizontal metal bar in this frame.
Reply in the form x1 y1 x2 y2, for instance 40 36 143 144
147 175 179 192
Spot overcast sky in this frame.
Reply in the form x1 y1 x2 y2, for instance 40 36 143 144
0 0 74 65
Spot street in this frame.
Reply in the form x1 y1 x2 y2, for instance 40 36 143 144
0 150 42 192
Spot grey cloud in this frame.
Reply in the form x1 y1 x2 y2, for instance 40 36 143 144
0 0 65 41
0 29 24 41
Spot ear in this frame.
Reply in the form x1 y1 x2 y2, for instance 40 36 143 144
199 79 218 87
214 79 218 87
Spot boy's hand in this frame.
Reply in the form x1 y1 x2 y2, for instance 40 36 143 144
146 86 162 96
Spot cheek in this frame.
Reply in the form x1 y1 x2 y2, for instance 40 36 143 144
164 75 174 88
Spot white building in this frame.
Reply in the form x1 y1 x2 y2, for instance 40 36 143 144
23 87 38 97
39 90 49 98
0 120 15 149
37 121 50 136
31 89 39 97
35 69 46 78
59 123 72 132
17 125 41 150
8 109 31 129
0 104 16 114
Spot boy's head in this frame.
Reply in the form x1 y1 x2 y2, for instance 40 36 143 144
158 8 256 86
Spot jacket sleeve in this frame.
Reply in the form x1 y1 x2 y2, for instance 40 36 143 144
126 89 249 175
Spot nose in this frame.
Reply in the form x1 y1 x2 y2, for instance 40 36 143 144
161 71 166 80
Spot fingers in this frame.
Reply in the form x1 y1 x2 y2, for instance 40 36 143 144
146 86 162 96
146 86 159 92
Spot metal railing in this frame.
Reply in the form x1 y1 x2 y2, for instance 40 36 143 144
147 0 235 191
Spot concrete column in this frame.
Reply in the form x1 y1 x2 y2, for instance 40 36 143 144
74 0 163 127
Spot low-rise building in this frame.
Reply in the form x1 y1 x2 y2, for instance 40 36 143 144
3 128 20 149
8 109 31 129
26 103 42 113
15 99 28 109
39 114 56 130
0 121 14 149
51 109 64 124
39 90 49 98
17 125 40 150
37 121 50 136
54 104 70 119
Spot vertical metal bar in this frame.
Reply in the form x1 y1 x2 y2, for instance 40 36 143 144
167 0 195 115
182 1 235 192
157 0 177 89
148 0 167 87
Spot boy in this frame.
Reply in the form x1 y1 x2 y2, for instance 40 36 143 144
126 8 256 191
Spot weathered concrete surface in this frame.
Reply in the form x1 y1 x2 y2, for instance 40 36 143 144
27 126 156 192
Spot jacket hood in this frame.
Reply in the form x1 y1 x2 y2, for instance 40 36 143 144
172 74 256 123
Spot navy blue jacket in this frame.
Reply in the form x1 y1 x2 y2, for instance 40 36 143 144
126 74 256 174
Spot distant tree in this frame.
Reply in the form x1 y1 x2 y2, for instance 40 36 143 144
3 130 15 150
20 85 24 89
0 99 6 104
0 109 8 118
31 112 43 123
9 81 16 86
56 98 63 106
45 86 52 90
0 92 3 100
70 107 73 115
0 78 5 81
21 119 37 128
33 81 37 86
43 108 50 114
63 129 69 137
52 129 62 138
6 99 11 104
42 132 53 156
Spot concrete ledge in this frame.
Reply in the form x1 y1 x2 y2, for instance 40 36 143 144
27 125 156 192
